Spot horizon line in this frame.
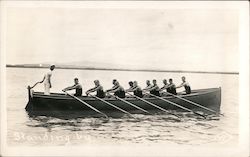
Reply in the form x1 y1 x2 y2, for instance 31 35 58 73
6 64 239 75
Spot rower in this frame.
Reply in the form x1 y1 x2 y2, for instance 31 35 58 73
143 80 152 97
144 79 160 96
132 81 143 98
125 81 134 97
176 76 191 94
159 79 168 96
167 78 177 95
86 80 105 98
126 81 143 98
62 78 82 96
106 80 126 98
143 80 152 90
126 81 134 91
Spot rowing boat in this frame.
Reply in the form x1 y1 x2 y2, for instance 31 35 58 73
25 87 221 117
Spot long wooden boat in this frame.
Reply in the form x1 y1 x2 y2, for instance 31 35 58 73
25 87 221 117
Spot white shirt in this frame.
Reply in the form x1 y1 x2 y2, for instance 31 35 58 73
44 70 52 85
182 82 190 87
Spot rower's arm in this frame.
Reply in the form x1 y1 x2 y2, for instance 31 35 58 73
147 85 157 91
160 85 167 91
131 86 139 91
176 83 184 88
63 84 77 91
126 87 135 92
106 86 117 92
143 85 151 91
110 86 122 93
86 86 99 93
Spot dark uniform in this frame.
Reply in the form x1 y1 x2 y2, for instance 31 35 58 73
167 84 177 95
114 90 125 98
184 84 191 94
134 88 143 98
74 87 82 96
113 86 125 98
150 85 160 96
96 86 105 98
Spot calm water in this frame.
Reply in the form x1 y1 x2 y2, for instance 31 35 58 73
7 68 238 146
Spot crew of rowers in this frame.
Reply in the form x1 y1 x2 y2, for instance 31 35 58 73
62 76 191 98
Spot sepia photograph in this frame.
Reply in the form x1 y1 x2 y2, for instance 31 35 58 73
0 1 249 157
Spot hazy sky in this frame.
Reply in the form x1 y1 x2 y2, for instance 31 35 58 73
5 6 239 72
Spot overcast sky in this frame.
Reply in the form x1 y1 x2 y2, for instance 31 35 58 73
5 5 239 72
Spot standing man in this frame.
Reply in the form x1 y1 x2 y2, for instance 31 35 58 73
40 64 55 95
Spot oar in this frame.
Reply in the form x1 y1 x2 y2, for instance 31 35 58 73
144 92 206 119
110 94 150 114
89 94 136 119
30 81 41 89
163 91 223 116
126 92 181 119
63 91 109 119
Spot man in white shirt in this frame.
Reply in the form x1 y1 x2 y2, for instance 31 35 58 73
176 76 191 94
40 64 55 95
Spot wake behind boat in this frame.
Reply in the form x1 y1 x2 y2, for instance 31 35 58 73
25 87 221 118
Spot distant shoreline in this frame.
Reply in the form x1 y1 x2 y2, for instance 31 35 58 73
6 64 239 75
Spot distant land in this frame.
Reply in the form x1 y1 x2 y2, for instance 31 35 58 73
6 63 239 75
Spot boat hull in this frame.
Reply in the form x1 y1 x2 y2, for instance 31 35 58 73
25 88 221 117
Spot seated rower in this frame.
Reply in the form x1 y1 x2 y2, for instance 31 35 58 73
166 78 177 95
144 79 160 96
62 78 82 96
143 80 152 90
143 80 153 97
159 79 169 96
132 81 143 98
125 81 134 92
125 81 134 98
126 81 143 98
106 79 125 98
86 80 105 98
176 76 191 94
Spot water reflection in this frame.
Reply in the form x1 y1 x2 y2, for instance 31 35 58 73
24 111 222 145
